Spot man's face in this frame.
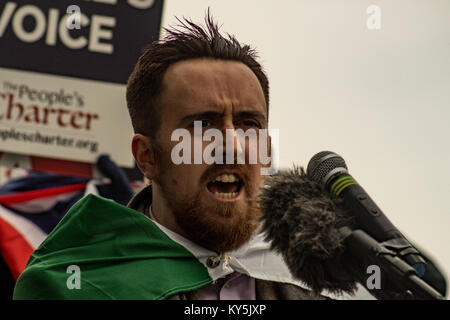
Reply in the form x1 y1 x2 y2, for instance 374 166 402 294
151 58 269 253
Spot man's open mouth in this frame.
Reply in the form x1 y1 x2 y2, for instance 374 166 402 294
206 173 243 199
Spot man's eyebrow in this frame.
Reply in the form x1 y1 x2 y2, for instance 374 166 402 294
179 110 267 125
234 111 267 122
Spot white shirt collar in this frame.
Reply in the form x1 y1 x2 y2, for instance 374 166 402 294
147 205 375 300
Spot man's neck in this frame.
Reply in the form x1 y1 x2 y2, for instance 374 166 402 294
150 183 189 239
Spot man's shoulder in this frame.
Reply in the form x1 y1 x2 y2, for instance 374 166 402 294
13 191 213 300
127 183 152 214
255 279 332 300
33 193 152 253
168 279 332 300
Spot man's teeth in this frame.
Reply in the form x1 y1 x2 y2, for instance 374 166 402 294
214 192 238 199
210 174 240 199
214 174 239 183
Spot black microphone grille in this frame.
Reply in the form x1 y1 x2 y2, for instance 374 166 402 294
307 151 348 187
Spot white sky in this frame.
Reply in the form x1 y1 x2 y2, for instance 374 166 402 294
161 0 450 294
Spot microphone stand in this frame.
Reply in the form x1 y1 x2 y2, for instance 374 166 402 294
339 226 445 300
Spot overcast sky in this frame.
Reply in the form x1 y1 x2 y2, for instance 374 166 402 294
161 0 450 293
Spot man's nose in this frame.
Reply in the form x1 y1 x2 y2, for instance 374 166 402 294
221 122 245 164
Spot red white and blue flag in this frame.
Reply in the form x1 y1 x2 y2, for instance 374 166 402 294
0 156 135 282
0 172 91 279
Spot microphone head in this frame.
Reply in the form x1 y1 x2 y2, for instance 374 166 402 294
307 151 348 188
258 166 358 295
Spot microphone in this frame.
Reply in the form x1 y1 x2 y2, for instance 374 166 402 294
306 151 426 277
258 153 446 299
258 166 360 295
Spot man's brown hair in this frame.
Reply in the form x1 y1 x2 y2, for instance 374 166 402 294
126 11 270 139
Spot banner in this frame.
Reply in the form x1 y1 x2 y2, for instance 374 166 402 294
0 0 164 168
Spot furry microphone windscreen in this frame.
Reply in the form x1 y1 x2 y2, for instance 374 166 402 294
258 166 360 295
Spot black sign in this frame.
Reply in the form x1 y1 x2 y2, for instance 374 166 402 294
0 0 164 84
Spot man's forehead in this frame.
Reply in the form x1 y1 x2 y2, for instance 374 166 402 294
164 58 257 84
159 58 267 118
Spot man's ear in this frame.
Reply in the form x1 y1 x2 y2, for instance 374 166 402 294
132 134 157 180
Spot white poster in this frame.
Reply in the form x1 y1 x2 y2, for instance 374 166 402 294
0 68 133 167
0 0 164 169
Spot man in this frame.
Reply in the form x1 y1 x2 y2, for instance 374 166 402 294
13 13 369 300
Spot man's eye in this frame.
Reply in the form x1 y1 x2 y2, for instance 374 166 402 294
192 120 211 128
242 120 261 128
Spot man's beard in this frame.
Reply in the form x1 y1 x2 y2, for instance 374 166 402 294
156 162 262 253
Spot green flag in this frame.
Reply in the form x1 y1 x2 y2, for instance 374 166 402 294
13 194 212 300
